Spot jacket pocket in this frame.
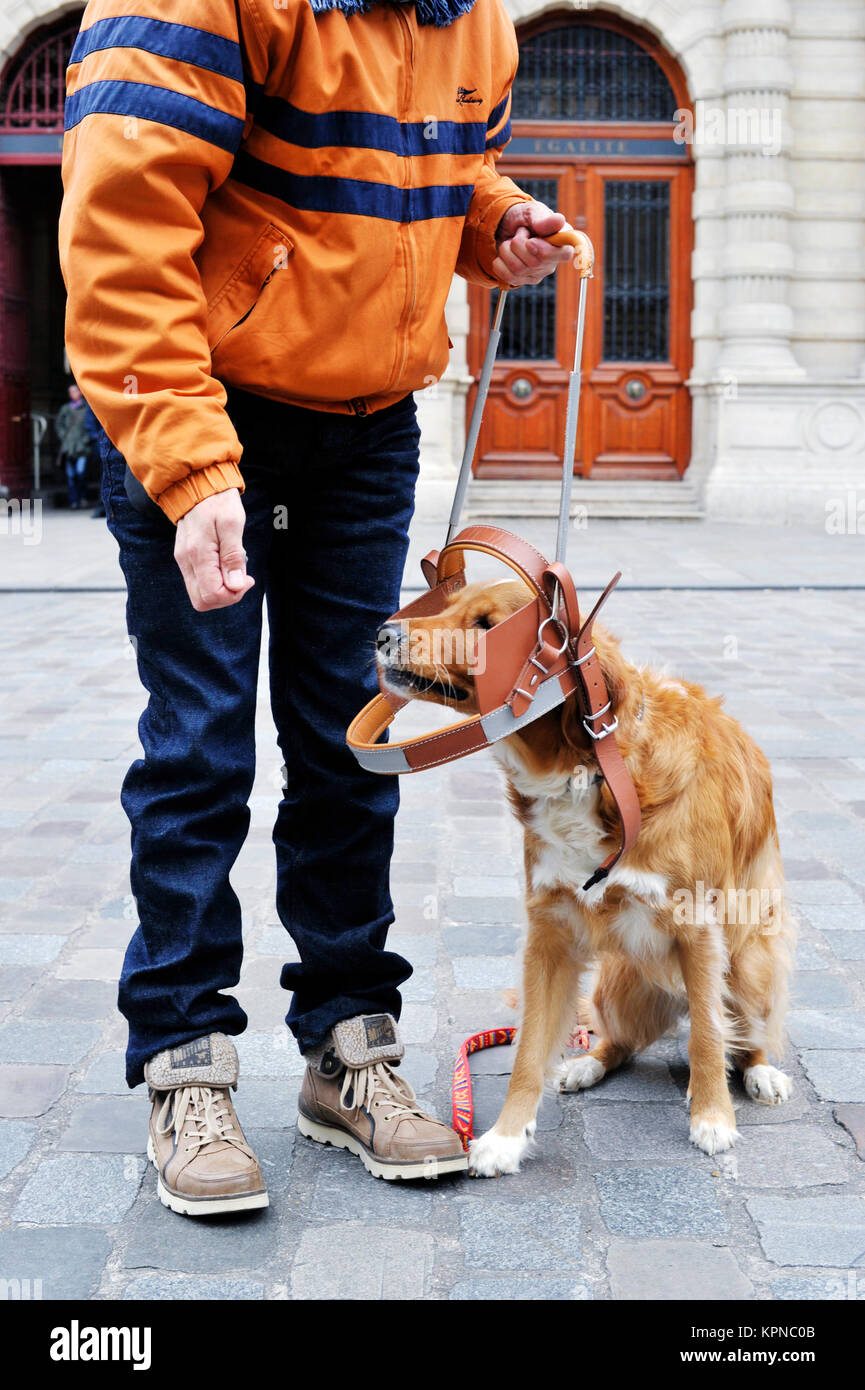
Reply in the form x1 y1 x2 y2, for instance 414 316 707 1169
206 223 293 352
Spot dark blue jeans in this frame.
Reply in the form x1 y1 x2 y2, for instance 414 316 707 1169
101 390 419 1087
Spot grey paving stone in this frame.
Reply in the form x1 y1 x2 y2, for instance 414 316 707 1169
452 875 520 898
0 1119 36 1178
789 881 862 906
441 924 521 957
75 1051 128 1095
0 1020 101 1065
802 905 865 933
452 956 516 991
468 1075 562 1134
400 968 435 1002
402 1046 438 1094
400 1002 437 1043
823 931 865 961
595 1166 728 1238
387 932 438 969
246 1128 295 1194
0 1064 69 1116
582 1104 692 1160
122 1276 266 1300
241 1065 301 1126
800 1050 865 1102
795 941 829 971
307 1147 436 1221
441 897 521 925
234 1032 305 1079
607 1240 753 1301
14 1153 144 1224
788 1009 865 1049
0 1226 111 1300
123 1195 279 1273
450 1277 591 1300
577 1057 684 1103
0 966 39 1001
25 979 118 1021
0 934 65 965
292 1224 434 1299
771 1274 857 1300
58 1096 148 1153
747 1196 865 1267
467 1041 517 1076
457 1197 583 1271
791 972 853 1008
730 1122 852 1187
833 1104 865 1159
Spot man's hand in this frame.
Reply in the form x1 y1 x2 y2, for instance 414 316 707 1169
174 487 255 612
493 201 581 287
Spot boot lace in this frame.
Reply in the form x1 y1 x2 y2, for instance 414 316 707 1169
156 1085 251 1156
339 1061 428 1124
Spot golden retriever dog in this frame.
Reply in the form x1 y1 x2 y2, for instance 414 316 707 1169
377 576 795 1177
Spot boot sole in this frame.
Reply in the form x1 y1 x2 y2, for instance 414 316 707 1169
146 1135 269 1216
297 1112 468 1180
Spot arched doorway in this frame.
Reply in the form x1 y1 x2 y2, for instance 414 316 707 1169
468 12 694 481
0 12 83 497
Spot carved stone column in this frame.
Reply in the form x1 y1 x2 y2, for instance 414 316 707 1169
716 0 803 377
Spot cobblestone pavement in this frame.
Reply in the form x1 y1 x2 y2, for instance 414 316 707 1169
0 511 864 1301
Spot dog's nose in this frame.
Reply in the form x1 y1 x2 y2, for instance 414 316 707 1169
376 621 405 665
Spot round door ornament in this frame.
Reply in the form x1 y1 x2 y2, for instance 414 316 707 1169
511 377 533 401
625 378 647 402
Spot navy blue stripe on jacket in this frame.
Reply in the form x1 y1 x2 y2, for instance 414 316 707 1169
70 16 244 84
65 80 244 154
486 95 509 132
231 151 474 221
256 97 487 157
486 118 511 150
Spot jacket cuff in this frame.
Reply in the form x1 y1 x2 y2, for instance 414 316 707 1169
156 460 245 524
470 190 532 288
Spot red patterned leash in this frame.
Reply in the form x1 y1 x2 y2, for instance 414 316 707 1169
452 1024 590 1152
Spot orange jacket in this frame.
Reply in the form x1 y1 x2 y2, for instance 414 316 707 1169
59 0 529 522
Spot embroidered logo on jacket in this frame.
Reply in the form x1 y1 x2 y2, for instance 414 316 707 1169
456 86 483 105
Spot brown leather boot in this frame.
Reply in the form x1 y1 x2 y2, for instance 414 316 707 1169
298 1013 467 1180
145 1034 268 1216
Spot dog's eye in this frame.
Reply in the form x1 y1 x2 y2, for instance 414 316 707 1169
473 614 493 630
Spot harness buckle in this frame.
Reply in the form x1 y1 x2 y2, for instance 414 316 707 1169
537 613 569 658
583 712 619 742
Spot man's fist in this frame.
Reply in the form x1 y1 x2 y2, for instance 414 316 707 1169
493 201 583 287
174 487 254 612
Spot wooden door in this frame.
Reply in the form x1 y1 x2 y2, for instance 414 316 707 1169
467 14 694 481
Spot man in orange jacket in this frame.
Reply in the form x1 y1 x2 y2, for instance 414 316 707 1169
60 0 577 1213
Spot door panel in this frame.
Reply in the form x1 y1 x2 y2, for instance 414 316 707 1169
468 158 692 480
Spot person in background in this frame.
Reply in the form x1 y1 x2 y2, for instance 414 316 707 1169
84 400 105 518
55 382 92 510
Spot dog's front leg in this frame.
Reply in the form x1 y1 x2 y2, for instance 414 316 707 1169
677 927 738 1155
469 909 583 1177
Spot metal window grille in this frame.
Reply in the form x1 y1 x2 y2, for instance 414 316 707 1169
603 180 670 362
0 21 81 133
513 25 676 124
496 177 559 360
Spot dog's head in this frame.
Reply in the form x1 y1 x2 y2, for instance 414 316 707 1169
376 577 635 775
376 578 531 712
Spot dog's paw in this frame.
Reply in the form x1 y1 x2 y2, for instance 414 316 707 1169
557 1054 606 1092
690 1112 739 1155
744 1063 792 1106
468 1123 535 1178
